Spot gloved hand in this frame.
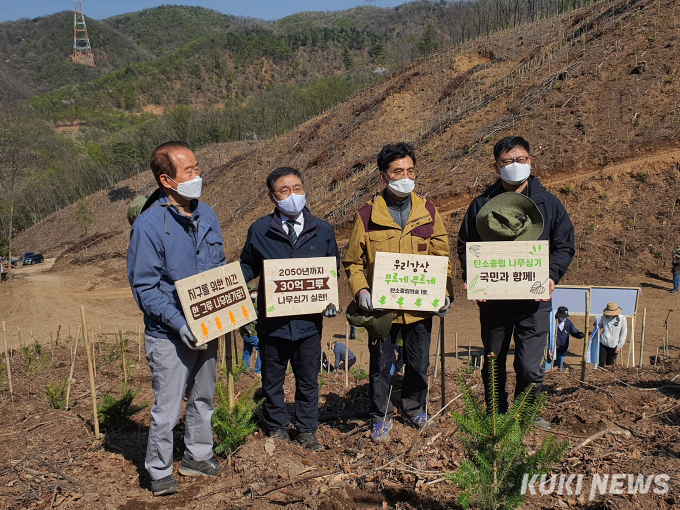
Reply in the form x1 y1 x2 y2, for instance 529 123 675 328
243 323 256 336
323 303 342 317
575 332 585 339
179 325 207 351
434 296 451 317
358 289 373 311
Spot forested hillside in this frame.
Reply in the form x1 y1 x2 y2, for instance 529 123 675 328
1 0 601 254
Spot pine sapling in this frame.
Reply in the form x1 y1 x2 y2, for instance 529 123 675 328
45 378 68 409
97 382 148 429
448 354 569 510
212 378 263 455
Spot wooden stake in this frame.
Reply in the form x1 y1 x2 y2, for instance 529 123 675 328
639 308 647 368
433 327 441 381
55 325 61 346
98 324 101 355
138 325 141 365
91 330 96 378
440 317 446 408
467 337 471 366
65 327 82 410
581 291 590 382
119 325 127 383
220 335 226 367
225 333 234 409
3 321 13 401
345 322 350 387
455 332 458 371
80 307 100 438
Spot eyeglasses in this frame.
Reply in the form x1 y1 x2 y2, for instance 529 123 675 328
273 184 304 199
498 156 530 166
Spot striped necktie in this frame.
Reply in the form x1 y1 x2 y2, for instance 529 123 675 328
286 219 298 245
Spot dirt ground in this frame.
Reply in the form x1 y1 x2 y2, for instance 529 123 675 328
1 332 679 510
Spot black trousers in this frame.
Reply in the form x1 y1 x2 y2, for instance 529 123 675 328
369 318 432 423
479 306 549 413
598 344 618 367
337 357 356 371
260 333 321 433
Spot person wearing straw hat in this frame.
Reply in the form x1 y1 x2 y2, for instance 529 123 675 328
671 246 680 293
457 136 575 430
597 302 628 367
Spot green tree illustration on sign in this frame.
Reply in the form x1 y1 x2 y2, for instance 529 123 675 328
379 296 387 306
396 297 405 307
415 298 422 308
432 298 440 309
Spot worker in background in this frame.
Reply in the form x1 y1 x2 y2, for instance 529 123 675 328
240 283 261 376
597 302 628 367
330 341 357 371
548 306 584 371
671 245 680 294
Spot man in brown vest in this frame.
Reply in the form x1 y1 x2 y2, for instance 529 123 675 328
343 142 453 442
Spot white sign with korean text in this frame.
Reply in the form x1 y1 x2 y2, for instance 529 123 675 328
263 257 339 317
465 241 550 300
371 252 448 312
175 261 256 346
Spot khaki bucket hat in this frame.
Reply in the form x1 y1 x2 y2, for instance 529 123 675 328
476 193 544 241
603 302 623 316
346 301 393 339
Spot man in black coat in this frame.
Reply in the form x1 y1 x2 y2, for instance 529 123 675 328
457 136 575 428
240 167 340 451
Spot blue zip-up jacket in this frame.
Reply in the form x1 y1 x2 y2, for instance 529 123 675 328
127 190 226 341
240 207 340 341
555 318 584 355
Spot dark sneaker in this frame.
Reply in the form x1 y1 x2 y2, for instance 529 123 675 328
269 428 289 440
671 289 679 294
534 417 551 430
371 420 392 442
178 456 221 477
150 475 179 497
349 334 356 340
409 412 435 430
294 432 324 451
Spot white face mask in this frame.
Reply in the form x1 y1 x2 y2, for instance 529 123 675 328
275 192 306 217
168 175 202 199
499 162 531 185
387 178 415 198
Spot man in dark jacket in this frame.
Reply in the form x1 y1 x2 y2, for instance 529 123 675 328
240 167 340 451
548 306 585 371
128 141 225 497
457 136 575 428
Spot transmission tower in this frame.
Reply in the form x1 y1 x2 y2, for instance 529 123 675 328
72 1 95 67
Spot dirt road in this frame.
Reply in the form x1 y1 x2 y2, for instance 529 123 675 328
1 258 677 372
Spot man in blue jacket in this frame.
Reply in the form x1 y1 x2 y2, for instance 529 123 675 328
240 167 340 451
128 141 226 496
457 136 575 429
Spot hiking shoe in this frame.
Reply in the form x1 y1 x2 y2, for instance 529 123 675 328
534 417 551 430
349 334 356 340
294 432 324 452
150 475 179 497
269 428 289 440
178 455 221 477
671 289 679 294
408 412 435 430
371 420 393 442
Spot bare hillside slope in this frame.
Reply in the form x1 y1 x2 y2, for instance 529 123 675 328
15 0 680 286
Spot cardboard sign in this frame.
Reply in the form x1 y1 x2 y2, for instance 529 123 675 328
465 241 549 300
175 261 256 346
371 252 448 312
263 257 339 317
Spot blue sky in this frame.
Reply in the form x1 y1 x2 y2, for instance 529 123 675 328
1 1 406 22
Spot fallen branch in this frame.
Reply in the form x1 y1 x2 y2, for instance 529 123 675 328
257 469 332 496
49 485 63 510
568 428 632 455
